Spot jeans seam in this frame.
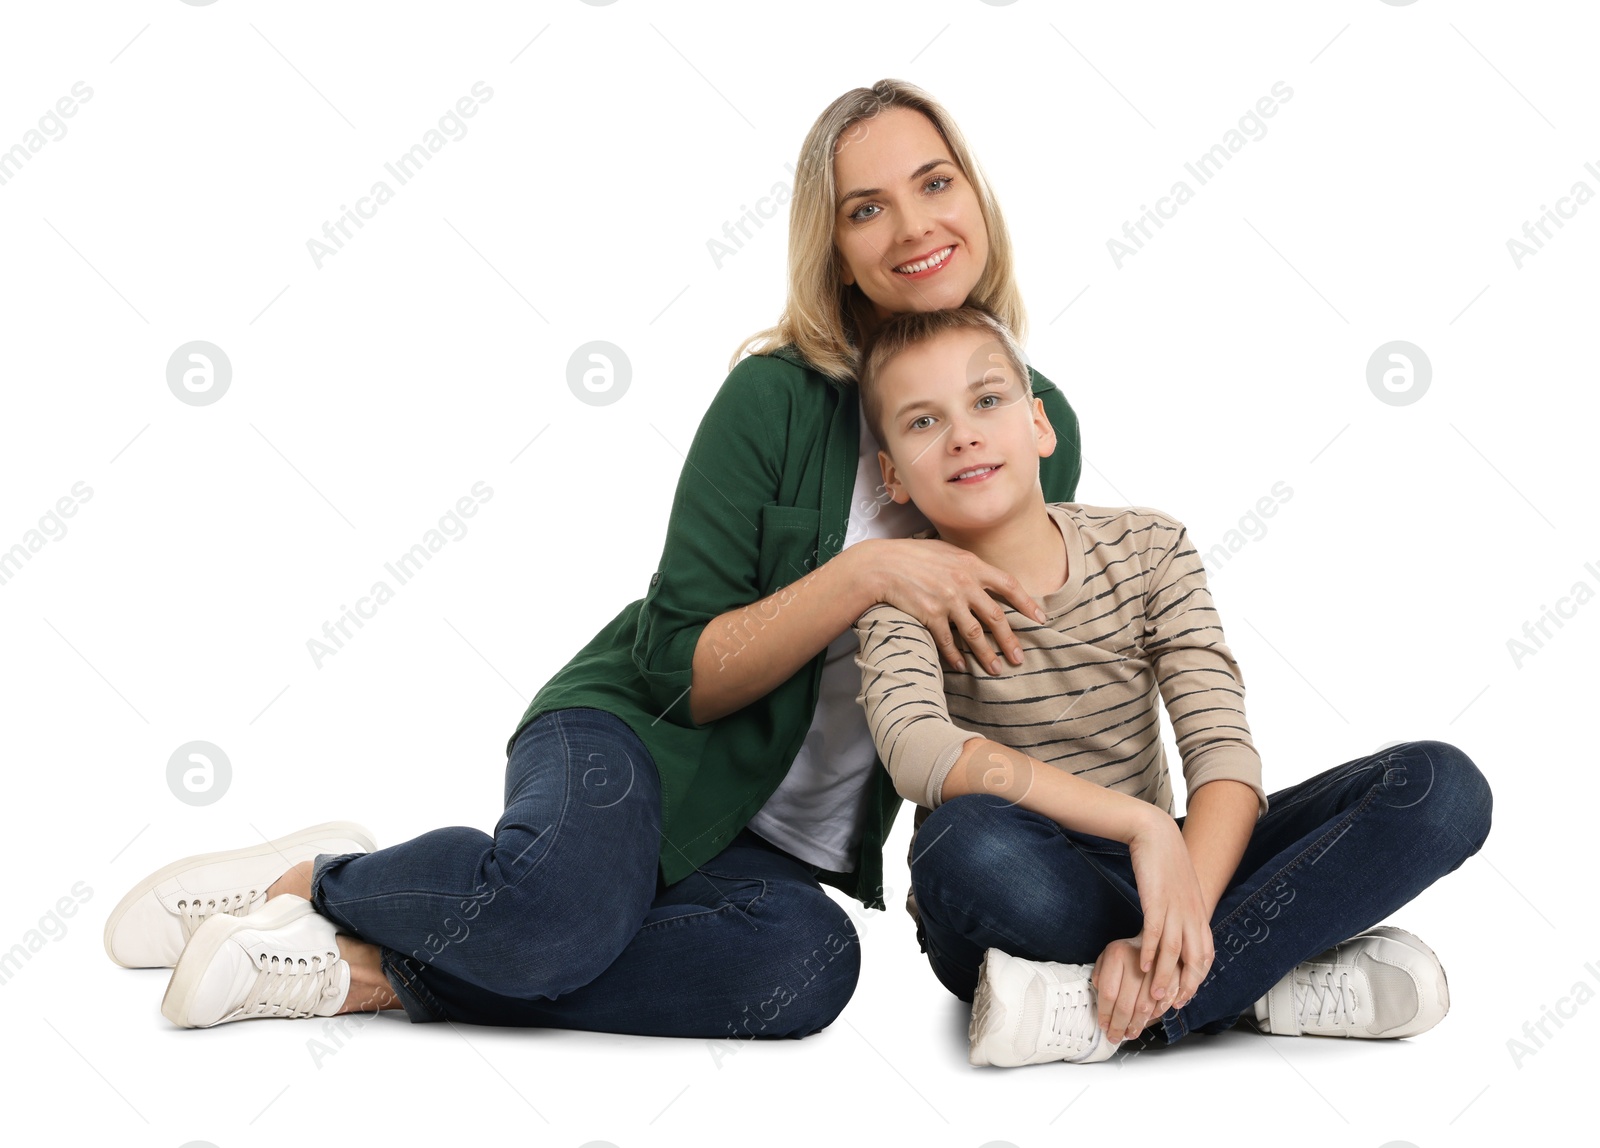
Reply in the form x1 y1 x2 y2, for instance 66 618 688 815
1211 780 1382 939
495 708 578 894
1266 754 1385 816
1161 777 1387 1043
493 707 581 897
633 895 764 933
648 867 770 927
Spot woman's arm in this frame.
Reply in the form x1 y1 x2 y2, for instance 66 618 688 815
630 361 787 728
693 536 1054 726
688 542 878 725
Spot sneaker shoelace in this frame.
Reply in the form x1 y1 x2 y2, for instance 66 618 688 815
1044 981 1100 1055
1295 970 1357 1030
176 891 260 942
231 951 341 1021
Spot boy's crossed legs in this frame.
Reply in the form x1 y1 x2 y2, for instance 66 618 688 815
910 740 1493 1061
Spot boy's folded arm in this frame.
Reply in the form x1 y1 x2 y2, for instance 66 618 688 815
854 604 1161 844
854 603 983 807
940 738 1165 845
1142 516 1270 819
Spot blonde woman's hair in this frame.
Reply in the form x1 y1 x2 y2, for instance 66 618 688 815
856 305 1031 450
729 78 1027 383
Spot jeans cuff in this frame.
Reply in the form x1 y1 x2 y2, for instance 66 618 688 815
1158 1007 1189 1044
309 852 447 1024
308 851 353 914
1160 1007 1249 1043
379 950 450 1023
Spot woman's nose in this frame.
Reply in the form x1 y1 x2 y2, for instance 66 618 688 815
896 201 934 246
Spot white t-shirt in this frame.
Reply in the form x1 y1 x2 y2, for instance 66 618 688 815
746 397 932 870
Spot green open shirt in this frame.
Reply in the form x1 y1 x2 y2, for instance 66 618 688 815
507 343 1083 909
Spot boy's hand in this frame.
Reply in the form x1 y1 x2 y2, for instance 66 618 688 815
862 537 1047 675
1124 811 1215 1017
1091 937 1180 1045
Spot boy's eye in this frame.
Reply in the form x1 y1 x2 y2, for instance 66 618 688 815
976 394 1000 409
910 415 935 431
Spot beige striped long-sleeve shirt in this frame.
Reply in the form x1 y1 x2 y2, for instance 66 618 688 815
854 503 1268 819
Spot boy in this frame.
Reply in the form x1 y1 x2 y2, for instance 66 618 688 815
852 306 1452 1067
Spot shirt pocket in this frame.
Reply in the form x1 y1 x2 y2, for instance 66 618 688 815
755 503 821 596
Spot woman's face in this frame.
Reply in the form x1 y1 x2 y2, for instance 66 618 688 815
832 106 990 324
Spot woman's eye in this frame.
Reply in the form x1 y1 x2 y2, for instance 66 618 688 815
976 394 999 410
849 175 951 223
910 415 934 431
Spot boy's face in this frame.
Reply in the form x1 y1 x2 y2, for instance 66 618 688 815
875 326 1056 534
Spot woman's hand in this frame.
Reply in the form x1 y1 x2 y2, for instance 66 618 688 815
1091 936 1179 1045
857 537 1048 675
1120 812 1215 1030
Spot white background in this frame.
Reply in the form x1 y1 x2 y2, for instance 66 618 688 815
1 2 1594 1145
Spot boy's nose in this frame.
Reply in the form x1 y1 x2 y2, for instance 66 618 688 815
947 423 981 450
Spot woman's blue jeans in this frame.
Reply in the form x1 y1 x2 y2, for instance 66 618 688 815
909 740 1493 1045
307 707 861 1037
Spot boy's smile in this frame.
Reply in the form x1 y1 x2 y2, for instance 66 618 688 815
875 326 1062 583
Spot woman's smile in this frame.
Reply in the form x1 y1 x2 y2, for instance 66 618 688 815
831 105 989 320
893 244 957 279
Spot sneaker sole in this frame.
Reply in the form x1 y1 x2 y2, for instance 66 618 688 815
160 894 317 1028
1356 925 1450 1036
104 820 374 968
968 949 1005 1066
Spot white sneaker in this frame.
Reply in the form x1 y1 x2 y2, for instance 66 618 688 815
104 821 375 968
1251 926 1450 1039
161 895 351 1028
968 948 1119 1066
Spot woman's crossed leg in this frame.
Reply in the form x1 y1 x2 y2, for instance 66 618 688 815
121 707 859 1037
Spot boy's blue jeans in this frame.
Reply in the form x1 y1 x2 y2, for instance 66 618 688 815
909 740 1493 1045
307 707 860 1037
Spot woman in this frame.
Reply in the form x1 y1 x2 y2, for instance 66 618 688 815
102 78 1086 1036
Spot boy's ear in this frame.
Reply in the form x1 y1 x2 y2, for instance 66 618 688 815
879 448 912 505
1032 396 1057 459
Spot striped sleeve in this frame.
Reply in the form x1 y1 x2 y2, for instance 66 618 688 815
1142 516 1269 817
854 603 985 809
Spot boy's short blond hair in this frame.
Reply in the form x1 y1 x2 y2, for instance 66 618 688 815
857 305 1032 450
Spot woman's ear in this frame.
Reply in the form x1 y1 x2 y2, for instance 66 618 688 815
879 449 912 504
1032 396 1057 459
